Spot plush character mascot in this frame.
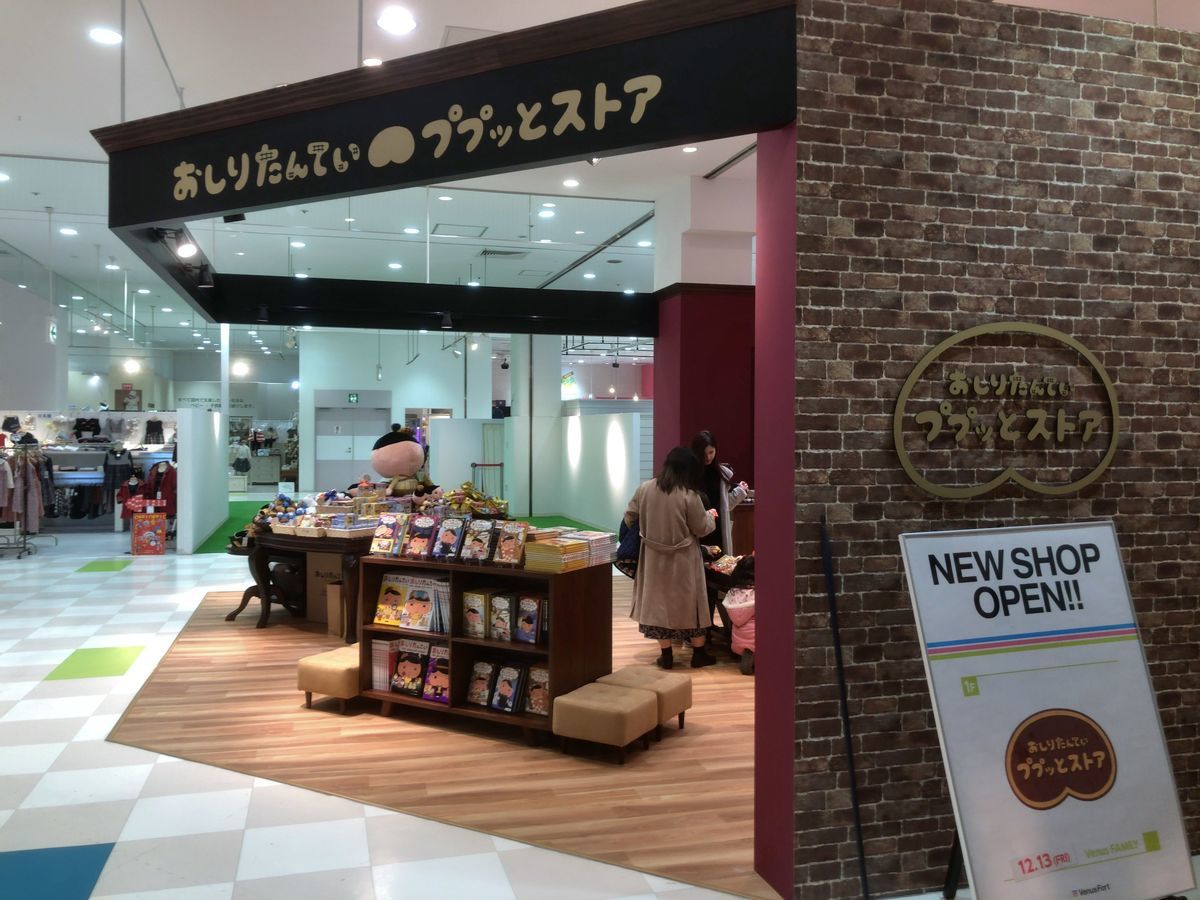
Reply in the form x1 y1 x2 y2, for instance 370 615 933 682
370 426 439 498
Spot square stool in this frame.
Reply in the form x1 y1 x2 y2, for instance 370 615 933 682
297 645 359 714
552 682 658 764
599 666 692 740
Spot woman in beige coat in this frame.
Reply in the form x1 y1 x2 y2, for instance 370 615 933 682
624 446 718 669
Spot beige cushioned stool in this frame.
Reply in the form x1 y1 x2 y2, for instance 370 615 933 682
599 666 692 740
297 645 359 714
552 682 657 764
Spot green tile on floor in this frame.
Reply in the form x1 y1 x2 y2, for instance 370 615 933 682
45 647 143 681
75 559 132 573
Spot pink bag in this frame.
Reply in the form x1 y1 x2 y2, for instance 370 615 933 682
723 587 756 655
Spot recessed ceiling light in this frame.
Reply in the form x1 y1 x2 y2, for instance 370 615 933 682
302 325 312 331
92 324 102 332
192 332 201 337
542 202 556 208
682 146 698 153
101 312 112 317
71 295 83 300
234 251 246 256
105 263 120 270
88 27 123 44
58 303 68 308
467 281 480 287
17 283 26 289
196 345 204 350
623 288 635 295
637 240 652 247
344 217 356 222
128 336 135 341
76 328 87 334
254 339 263 344
538 239 553 244
574 230 585 235
437 195 452 201
291 380 300 390
362 57 382 67
232 361 250 377
203 339 212 344
388 262 403 269
58 227 78 236
538 210 555 219
178 320 188 326
161 307 172 312
263 349 271 354
418 329 428 334
175 240 198 259
214 348 221 353
583 273 596 279
377 5 417 35
247 330 256 335
562 179 579 188
295 272 309 279
290 240 305 248
0 172 10 183
136 288 150 294
403 227 420 235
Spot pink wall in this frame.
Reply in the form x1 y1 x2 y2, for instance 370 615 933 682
1004 0 1200 29
754 124 797 899
638 363 654 401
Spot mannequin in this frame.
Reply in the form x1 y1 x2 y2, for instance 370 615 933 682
116 474 142 521
104 442 134 513
144 416 164 445
230 438 252 473
264 426 278 449
141 461 177 516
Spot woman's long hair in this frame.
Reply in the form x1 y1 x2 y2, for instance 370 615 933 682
656 446 702 494
690 430 732 484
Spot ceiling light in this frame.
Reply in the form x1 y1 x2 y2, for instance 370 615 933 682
127 337 134 341
0 172 9 183
609 385 616 394
562 179 579 188
103 329 110 335
247 330 257 335
58 303 68 308
637 240 652 247
437 195 452 201
137 288 150 294
92 324 102 332
583 273 596 280
232 361 250 377
440 312 453 330
302 325 312 331
403 227 420 235
178 320 188 326
71 295 83 300
235 251 246 256
388 262 403 269
295 272 309 279
452 348 463 357
58 227 78 236
89 27 123 44
203 339 212 344
290 240 305 248
623 288 635 295
574 230 585 235
254 339 263 344
196 345 204 350
344 217 356 222
538 210 555 218
470 340 479 351
362 58 382 67
101 312 112 317
161 307 172 312
123 359 141 374
539 239 553 244
377 6 417 35
215 348 221 353
175 237 197 259
263 350 271 354
419 329 428 334
467 281 480 287
105 263 120 270
192 331 201 337
75 328 86 334
291 380 300 390
542 202 556 208
682 146 698 153
17 284 26 289
588 157 602 166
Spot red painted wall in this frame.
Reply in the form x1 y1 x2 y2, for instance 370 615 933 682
638 363 654 400
652 286 755 483
754 124 797 899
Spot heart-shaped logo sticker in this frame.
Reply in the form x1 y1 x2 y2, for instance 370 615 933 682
1005 708 1117 810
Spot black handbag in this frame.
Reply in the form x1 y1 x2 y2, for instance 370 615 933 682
615 518 640 579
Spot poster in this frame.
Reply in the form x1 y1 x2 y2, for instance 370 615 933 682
899 521 1193 900
131 513 167 556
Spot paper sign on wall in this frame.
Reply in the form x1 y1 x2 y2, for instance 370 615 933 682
899 521 1193 900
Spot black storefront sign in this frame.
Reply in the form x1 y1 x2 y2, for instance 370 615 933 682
105 8 794 228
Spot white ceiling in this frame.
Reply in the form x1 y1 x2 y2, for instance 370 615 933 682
0 0 756 354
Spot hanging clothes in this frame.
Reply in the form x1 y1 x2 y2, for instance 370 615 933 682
103 449 134 513
0 457 12 509
144 418 165 444
116 479 142 521
11 456 43 533
141 463 177 516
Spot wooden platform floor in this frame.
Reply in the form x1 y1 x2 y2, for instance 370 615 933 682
110 580 773 898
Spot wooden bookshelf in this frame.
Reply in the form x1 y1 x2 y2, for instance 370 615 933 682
358 555 612 735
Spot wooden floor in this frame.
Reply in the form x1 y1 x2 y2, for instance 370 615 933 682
110 579 773 898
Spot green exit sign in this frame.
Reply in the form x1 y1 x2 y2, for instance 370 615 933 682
347 393 359 404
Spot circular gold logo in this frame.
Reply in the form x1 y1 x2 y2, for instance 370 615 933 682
1005 708 1117 810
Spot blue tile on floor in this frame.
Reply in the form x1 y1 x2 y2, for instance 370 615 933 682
0 842 114 900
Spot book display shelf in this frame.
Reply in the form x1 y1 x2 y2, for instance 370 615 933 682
357 555 613 734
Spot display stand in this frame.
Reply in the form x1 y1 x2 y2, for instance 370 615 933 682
358 555 613 737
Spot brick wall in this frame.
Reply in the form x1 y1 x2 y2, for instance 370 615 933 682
794 1 1200 897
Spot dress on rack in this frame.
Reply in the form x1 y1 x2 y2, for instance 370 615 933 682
141 463 177 517
103 449 134 513
144 419 165 444
11 456 43 533
116 480 142 520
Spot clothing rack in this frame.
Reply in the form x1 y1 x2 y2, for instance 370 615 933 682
0 445 57 558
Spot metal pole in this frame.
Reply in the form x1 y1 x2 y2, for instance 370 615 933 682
120 0 127 122
220 323 231 461
357 0 364 65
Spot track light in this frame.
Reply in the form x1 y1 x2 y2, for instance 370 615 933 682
440 311 453 330
500 358 510 370
196 264 214 289
452 348 463 357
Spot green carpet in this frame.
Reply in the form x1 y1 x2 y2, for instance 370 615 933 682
195 500 269 554
75 559 132 573
524 514 599 532
47 647 143 680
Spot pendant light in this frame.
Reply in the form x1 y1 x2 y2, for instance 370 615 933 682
376 330 384 381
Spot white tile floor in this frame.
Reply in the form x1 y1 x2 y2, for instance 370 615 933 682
3 532 1196 900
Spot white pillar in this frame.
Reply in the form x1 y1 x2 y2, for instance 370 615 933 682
219 322 230 461
653 175 757 290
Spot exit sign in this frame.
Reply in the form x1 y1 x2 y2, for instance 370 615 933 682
347 393 359 404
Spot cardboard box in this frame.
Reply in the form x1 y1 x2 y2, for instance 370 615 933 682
326 582 344 637
305 552 343 623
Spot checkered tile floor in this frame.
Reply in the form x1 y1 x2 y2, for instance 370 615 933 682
4 534 1197 900
0 533 737 900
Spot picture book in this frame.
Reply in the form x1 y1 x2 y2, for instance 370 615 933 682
489 594 514 642
524 665 550 716
431 516 467 560
373 574 408 627
370 514 400 556
492 521 529 566
401 514 438 558
421 645 450 704
489 664 525 713
370 639 404 692
462 591 490 639
514 595 541 644
459 518 495 561
390 639 431 697
466 660 497 706
398 586 436 631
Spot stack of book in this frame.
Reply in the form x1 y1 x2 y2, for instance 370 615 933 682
562 530 618 566
524 536 590 573
526 525 575 542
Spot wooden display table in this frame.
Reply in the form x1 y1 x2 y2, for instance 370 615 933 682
226 532 372 640
358 556 613 738
730 501 754 556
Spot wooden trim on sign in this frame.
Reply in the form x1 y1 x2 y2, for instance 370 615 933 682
91 0 793 154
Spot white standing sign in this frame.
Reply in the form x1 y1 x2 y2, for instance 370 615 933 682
900 521 1193 900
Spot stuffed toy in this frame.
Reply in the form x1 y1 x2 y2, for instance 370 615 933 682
370 427 439 498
